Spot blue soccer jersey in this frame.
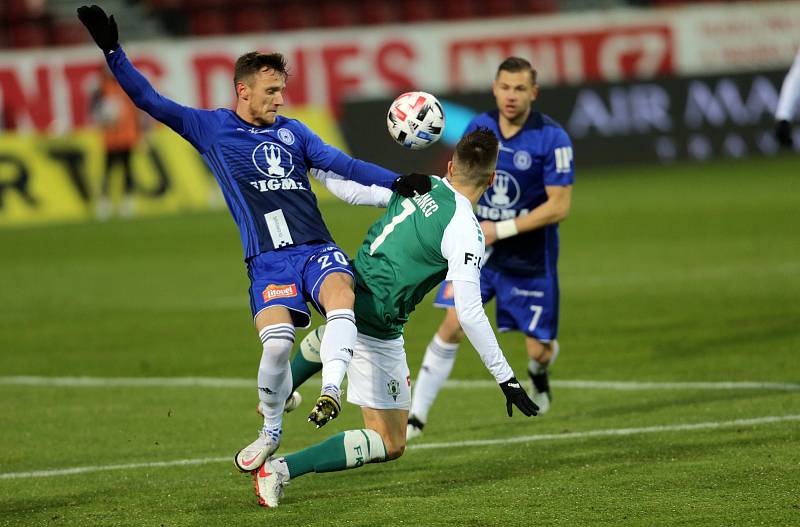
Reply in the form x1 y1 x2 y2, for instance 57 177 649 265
107 48 397 260
466 110 574 276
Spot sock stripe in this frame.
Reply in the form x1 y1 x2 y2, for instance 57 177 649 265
260 330 295 338
359 429 371 456
260 329 296 342
260 327 296 336
326 314 356 324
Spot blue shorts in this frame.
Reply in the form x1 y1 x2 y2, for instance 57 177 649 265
433 267 559 341
247 242 353 328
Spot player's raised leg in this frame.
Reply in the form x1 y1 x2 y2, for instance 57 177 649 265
235 306 295 472
407 307 462 439
309 271 357 427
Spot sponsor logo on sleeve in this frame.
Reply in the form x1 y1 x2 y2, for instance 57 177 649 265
262 283 298 302
464 252 482 267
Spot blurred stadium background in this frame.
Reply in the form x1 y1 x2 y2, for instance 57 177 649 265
1 0 799 224
1 1 798 526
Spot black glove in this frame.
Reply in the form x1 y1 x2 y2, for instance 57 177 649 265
499 377 539 417
775 119 793 148
391 173 432 198
77 5 119 53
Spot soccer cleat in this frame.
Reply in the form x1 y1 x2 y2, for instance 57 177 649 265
235 429 280 473
253 457 290 508
406 415 425 441
308 385 341 428
283 391 302 413
256 391 303 417
529 370 552 415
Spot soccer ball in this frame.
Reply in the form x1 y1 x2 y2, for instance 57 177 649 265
386 91 445 150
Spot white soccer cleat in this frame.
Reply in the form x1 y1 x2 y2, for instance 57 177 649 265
235 430 280 473
531 391 551 415
405 415 425 441
406 424 423 440
253 457 290 508
284 391 302 413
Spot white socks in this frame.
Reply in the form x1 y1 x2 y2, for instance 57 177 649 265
257 323 295 432
409 334 460 423
343 429 387 466
319 309 357 393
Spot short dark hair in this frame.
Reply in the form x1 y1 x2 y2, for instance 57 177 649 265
233 52 288 89
496 56 537 85
452 128 499 186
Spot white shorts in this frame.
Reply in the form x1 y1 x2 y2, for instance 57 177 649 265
346 332 411 410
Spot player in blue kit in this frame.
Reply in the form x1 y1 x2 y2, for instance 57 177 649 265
77 5 430 471
407 57 574 438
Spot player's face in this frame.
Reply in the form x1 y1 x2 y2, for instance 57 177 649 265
492 70 538 124
241 68 286 126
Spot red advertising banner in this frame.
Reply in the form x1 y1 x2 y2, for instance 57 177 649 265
1 2 799 134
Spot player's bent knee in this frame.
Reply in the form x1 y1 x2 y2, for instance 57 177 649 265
381 429 407 460
383 441 406 460
318 273 355 311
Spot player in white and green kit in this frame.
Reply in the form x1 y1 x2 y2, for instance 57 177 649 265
253 129 538 508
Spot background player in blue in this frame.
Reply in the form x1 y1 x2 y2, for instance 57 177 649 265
77 5 430 472
407 57 574 438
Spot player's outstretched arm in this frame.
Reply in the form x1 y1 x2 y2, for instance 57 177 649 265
310 169 392 207
451 279 538 417
77 5 211 150
302 124 430 196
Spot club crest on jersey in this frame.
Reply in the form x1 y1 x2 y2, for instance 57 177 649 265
513 151 532 170
387 379 400 401
262 283 298 302
277 128 295 145
252 141 295 179
485 170 520 209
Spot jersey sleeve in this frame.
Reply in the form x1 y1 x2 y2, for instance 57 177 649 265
440 209 485 284
776 48 800 121
542 127 575 187
106 47 218 152
310 168 392 207
299 121 399 188
451 280 515 384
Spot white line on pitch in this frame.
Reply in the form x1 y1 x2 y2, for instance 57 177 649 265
1 414 798 481
411 414 800 450
1 376 798 391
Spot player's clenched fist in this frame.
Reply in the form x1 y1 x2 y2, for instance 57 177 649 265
77 5 119 53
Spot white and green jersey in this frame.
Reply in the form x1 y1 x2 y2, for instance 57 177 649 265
353 176 485 340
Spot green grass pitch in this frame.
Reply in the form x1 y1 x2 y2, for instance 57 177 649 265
0 155 798 526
